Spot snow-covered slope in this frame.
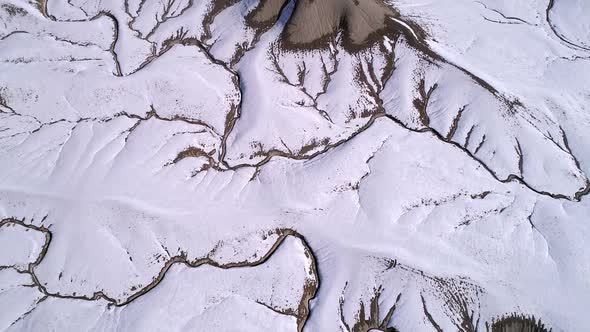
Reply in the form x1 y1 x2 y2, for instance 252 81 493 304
1 0 589 331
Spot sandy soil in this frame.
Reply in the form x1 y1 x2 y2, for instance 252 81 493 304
250 0 397 48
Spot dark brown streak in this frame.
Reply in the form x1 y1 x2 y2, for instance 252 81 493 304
515 139 524 177
421 294 444 332
475 1 535 26
447 105 468 140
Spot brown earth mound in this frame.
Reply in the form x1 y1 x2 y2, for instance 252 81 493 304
249 0 400 49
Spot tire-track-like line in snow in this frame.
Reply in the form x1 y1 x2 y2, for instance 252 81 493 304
0 218 319 332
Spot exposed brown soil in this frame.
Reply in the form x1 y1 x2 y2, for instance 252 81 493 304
171 146 216 166
339 283 401 332
249 0 288 24
1 3 27 16
285 0 395 45
487 314 551 332
243 0 427 52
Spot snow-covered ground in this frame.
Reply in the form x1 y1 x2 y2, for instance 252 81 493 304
1 0 589 331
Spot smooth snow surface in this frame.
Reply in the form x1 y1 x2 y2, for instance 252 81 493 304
1 0 589 331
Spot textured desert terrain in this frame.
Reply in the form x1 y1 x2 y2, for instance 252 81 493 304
1 0 589 331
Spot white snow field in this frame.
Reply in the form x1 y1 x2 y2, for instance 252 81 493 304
0 0 589 331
